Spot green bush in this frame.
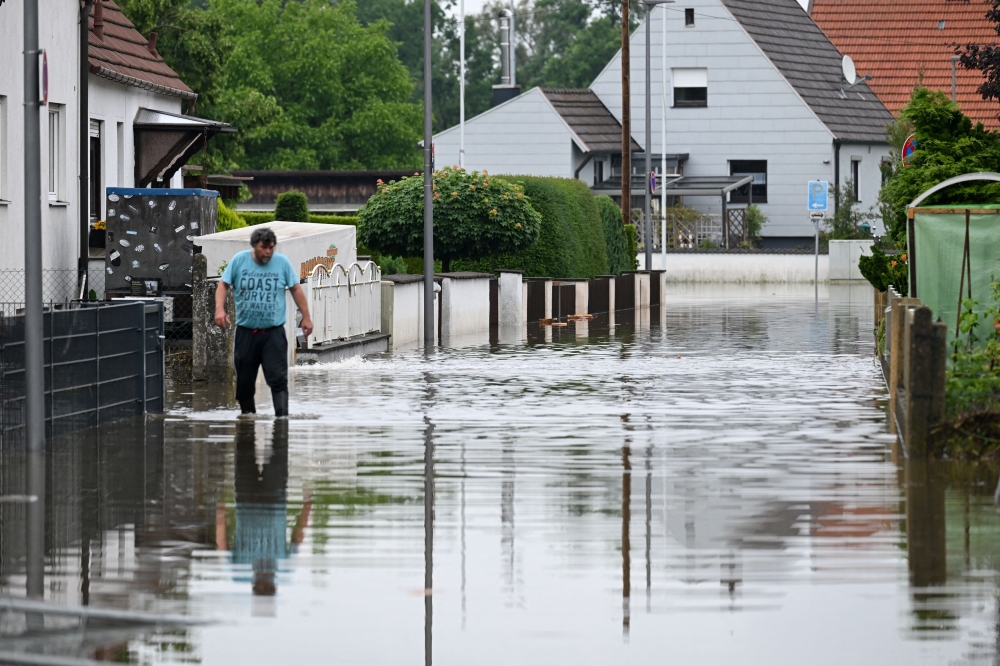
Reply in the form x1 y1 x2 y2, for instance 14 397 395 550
378 255 408 275
623 224 638 270
358 168 542 272
217 200 247 231
597 195 633 275
746 204 766 241
456 176 608 278
310 214 359 226
858 245 908 294
242 212 276 226
275 190 310 222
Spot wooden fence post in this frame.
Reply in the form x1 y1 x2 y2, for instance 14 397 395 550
903 305 948 457
888 296 919 433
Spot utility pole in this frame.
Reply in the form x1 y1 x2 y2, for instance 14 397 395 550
459 0 465 168
621 0 631 227
423 0 434 348
23 0 46 610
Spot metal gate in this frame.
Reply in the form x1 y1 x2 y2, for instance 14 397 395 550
0 300 164 448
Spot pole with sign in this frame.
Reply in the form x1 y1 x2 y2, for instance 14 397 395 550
808 181 829 286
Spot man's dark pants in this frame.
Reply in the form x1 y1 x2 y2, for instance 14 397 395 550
234 325 288 414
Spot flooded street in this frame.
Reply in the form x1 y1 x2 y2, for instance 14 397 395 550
3 284 1000 665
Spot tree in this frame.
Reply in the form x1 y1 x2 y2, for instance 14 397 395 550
357 168 542 271
879 88 1000 245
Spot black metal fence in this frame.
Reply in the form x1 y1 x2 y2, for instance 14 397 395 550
0 300 164 448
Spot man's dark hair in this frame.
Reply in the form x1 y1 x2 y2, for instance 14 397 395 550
250 227 277 248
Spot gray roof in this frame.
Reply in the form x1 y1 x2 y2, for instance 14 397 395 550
540 88 642 153
720 0 893 143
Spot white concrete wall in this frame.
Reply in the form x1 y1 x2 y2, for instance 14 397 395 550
838 142 891 234
828 239 871 281
649 252 829 282
382 280 439 348
433 88 575 177
588 4 888 239
440 276 490 338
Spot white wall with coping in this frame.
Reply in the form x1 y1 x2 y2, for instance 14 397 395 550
198 221 357 278
828 239 871 281
647 252 830 282
439 273 491 339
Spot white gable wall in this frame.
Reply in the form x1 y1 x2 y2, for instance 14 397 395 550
589 0 888 238
433 88 575 177
88 76 184 221
0 0 81 276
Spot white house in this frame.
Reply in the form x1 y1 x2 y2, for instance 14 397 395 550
0 0 229 298
433 0 894 247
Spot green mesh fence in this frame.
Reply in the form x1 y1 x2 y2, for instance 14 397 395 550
910 206 1000 341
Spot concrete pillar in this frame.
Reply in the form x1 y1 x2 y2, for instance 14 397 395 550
498 270 523 328
636 272 650 309
574 281 588 315
381 281 396 345
191 253 234 383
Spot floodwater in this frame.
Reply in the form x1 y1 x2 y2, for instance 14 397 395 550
3 284 1000 665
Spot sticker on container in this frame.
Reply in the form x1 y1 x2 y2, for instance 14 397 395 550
168 200 177 211
123 194 132 199
131 260 140 268
107 208 115 217
175 225 186 233
149 226 157 234
106 267 113 275
153 243 162 253
119 214 130 222
190 221 199 230
126 230 137 235
184 283 192 288
185 235 195 242
128 204 139 213
119 239 130 247
148 200 157 209
135 244 144 252
158 263 169 271
124 275 132 282
108 193 120 202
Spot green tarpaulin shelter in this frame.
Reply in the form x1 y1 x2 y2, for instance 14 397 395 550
908 205 1000 340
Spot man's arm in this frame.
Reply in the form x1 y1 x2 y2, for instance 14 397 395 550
214 281 230 329
289 284 313 337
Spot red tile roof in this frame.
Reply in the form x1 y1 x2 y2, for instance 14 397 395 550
88 0 195 101
810 0 1000 129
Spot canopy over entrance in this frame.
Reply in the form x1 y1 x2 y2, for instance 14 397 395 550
133 108 235 188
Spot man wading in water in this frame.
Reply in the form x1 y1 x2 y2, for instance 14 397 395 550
214 227 313 417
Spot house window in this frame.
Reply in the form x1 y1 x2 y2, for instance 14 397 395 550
730 160 767 203
685 8 695 25
673 68 707 107
851 159 861 202
90 121 102 220
48 107 62 199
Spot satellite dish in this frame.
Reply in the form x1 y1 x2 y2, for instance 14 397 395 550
842 55 857 85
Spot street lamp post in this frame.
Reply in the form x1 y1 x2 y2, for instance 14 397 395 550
423 0 434 348
643 0 673 271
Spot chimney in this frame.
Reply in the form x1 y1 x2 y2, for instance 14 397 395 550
93 0 104 41
492 9 521 107
147 31 158 56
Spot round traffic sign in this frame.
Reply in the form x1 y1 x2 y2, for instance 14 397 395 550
902 134 917 167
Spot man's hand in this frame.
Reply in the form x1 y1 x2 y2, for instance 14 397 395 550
214 309 230 329
214 281 230 329
300 315 314 338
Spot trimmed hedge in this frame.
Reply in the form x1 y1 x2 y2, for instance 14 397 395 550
623 224 638 271
455 176 608 278
597 195 635 275
275 190 309 222
241 212 359 227
217 200 248 232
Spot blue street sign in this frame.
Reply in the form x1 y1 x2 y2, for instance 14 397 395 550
808 181 828 211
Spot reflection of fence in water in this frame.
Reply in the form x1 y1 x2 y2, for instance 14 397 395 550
307 261 382 347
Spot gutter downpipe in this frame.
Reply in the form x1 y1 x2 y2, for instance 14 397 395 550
833 138 841 215
80 0 94 296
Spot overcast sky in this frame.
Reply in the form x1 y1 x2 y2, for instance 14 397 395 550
445 0 809 18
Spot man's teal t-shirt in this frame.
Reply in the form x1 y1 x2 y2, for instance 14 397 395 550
221 251 299 329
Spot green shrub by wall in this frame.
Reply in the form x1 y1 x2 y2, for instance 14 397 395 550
241 212 359 227
242 212 276 226
623 224 638 271
217 200 248 232
455 176 608 278
597 195 634 275
274 190 309 222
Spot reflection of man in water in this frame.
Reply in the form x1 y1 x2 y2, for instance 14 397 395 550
222 420 310 597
